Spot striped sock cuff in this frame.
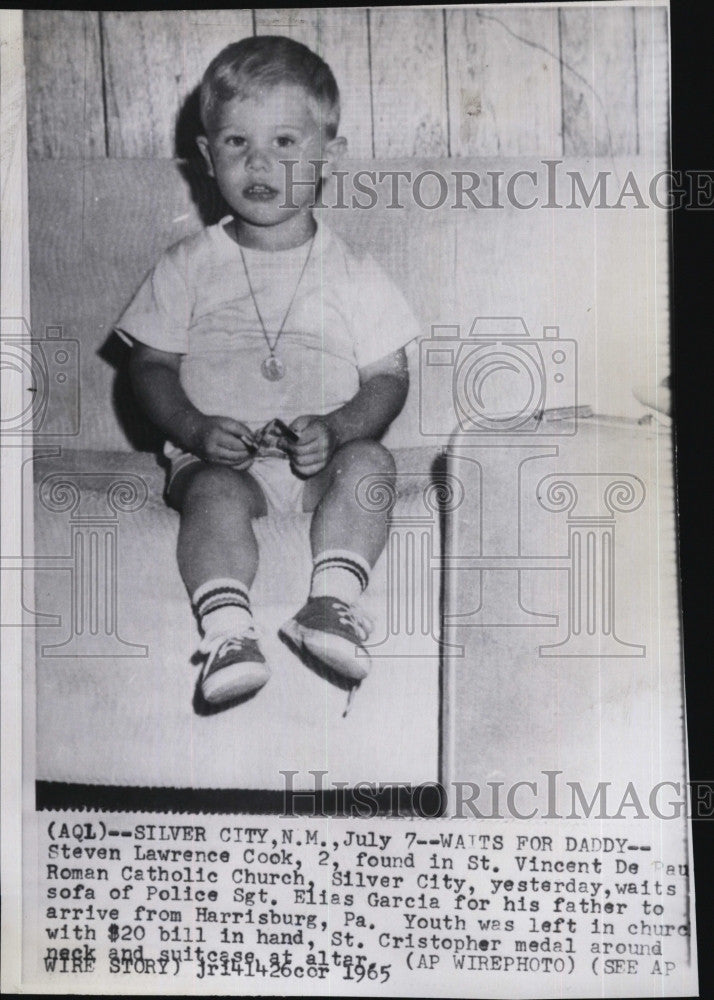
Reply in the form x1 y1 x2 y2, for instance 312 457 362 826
311 549 371 593
192 578 251 622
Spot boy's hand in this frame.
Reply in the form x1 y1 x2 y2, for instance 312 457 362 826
287 415 338 476
188 414 256 470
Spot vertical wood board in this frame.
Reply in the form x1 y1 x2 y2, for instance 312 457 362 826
24 10 105 159
102 10 253 157
560 5 638 157
635 5 669 165
314 9 373 159
254 7 318 47
370 8 449 157
446 7 563 157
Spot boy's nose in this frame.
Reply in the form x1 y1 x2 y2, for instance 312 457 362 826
245 147 271 172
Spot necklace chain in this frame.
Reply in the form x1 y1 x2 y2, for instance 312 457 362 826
239 236 315 361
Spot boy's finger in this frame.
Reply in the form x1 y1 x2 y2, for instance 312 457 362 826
215 432 254 455
291 427 318 447
216 436 250 455
294 455 331 476
297 459 326 476
213 447 252 465
289 415 312 435
229 429 256 448
293 441 326 461
218 416 253 436
294 424 328 448
221 427 257 451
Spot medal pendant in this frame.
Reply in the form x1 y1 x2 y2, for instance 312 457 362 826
261 355 285 381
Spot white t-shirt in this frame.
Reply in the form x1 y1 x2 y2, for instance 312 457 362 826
116 219 419 433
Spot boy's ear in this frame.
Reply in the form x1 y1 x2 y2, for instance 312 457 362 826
324 135 347 167
196 135 215 177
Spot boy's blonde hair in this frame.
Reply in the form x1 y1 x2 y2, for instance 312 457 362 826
200 35 341 138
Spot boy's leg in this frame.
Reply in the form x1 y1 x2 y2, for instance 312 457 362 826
281 440 396 681
304 438 395 571
171 463 270 705
173 463 266 596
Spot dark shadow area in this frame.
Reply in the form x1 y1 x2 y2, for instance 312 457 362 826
431 448 449 563
192 676 267 717
431 446 456 791
97 333 164 453
189 639 272 716
278 627 356 695
175 85 231 227
36 780 447 817
670 3 714 993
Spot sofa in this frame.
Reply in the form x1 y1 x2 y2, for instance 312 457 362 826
27 156 680 807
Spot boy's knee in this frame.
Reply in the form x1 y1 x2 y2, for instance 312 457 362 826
335 439 396 477
181 464 258 510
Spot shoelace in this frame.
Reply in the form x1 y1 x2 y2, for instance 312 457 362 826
334 603 374 642
343 687 356 719
199 628 258 660
333 604 373 719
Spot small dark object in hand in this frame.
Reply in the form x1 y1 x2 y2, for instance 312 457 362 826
272 418 299 443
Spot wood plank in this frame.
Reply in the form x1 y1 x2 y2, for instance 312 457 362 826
370 9 448 157
23 10 105 159
635 5 669 165
560 5 638 157
312 9 373 159
178 10 256 90
102 10 253 157
102 12 184 158
255 8 372 157
446 7 562 156
254 7 318 48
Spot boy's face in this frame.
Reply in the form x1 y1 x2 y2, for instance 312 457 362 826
197 84 345 233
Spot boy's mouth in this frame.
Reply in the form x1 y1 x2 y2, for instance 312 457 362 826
243 183 279 201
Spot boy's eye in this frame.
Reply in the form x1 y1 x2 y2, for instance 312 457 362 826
225 135 246 148
275 135 296 148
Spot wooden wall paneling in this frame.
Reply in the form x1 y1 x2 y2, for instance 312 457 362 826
446 7 563 157
255 8 373 158
634 5 669 165
560 6 638 157
312 9 373 159
24 10 106 159
370 9 449 157
254 7 318 47
102 12 186 158
102 10 253 157
177 10 256 95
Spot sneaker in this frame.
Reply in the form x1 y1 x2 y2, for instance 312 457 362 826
198 629 270 705
279 597 373 682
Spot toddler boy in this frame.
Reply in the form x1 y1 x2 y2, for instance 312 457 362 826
117 35 419 710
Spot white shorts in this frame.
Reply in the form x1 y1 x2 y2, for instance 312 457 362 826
165 447 306 515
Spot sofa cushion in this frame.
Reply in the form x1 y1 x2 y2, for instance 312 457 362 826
32 445 444 789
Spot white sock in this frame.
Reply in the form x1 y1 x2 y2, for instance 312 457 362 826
192 578 253 639
310 549 371 605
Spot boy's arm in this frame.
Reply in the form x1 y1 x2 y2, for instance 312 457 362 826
288 347 409 476
128 342 255 467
